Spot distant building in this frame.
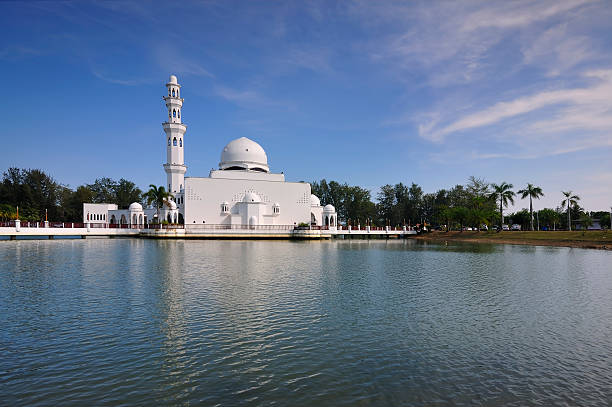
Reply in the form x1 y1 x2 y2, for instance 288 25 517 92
572 219 602 230
83 75 336 229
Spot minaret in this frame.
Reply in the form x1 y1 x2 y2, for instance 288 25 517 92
162 74 187 195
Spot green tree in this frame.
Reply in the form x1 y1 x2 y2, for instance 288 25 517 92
507 209 530 230
517 183 544 231
0 204 17 221
537 208 560 230
579 212 593 233
88 177 118 204
143 185 173 222
466 176 490 198
451 206 469 232
377 184 396 225
489 182 515 228
115 178 143 209
561 191 580 231
468 196 494 230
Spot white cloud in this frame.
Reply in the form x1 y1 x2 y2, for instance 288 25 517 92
215 86 265 106
419 70 612 149
355 0 604 86
153 43 214 78
522 23 595 76
460 0 594 31
91 68 150 86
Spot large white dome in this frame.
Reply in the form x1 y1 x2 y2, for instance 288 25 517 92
219 137 269 172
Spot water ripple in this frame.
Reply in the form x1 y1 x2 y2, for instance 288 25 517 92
1 239 612 406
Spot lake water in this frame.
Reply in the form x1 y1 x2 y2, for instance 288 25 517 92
1 239 611 406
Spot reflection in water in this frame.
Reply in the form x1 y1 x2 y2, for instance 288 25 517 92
1 239 611 406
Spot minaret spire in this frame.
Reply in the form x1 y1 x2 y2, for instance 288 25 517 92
162 74 187 195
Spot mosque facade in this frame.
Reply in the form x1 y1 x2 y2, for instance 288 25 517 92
83 75 336 230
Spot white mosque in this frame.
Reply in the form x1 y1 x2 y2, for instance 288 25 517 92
84 75 337 231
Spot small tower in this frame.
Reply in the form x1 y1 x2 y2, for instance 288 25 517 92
162 74 187 196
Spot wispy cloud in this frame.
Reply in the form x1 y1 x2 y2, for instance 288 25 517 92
213 84 294 111
419 70 612 143
214 86 266 106
354 0 604 86
91 67 151 86
153 42 214 78
283 46 333 74
0 45 45 61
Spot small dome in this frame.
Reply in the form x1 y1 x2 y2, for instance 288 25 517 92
242 192 262 203
323 204 335 212
219 137 269 172
128 202 143 211
169 74 178 84
311 194 321 207
166 200 177 210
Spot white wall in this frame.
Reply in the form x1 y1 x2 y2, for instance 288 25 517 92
185 176 312 226
83 203 117 223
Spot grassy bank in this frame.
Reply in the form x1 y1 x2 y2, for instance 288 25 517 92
415 230 612 250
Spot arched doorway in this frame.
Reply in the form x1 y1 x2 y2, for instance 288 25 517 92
120 214 127 225
178 213 184 224
311 213 316 225
110 215 117 224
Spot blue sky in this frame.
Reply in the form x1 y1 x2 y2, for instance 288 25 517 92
1 0 611 210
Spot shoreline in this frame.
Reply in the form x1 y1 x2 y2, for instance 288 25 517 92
414 231 612 250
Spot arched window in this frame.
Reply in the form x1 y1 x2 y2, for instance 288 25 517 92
178 110 180 118
172 89 175 97
173 109 176 118
173 137 177 146
179 138 182 147
168 137 171 146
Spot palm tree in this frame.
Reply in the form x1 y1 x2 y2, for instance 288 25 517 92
489 182 515 228
518 183 544 231
561 191 580 231
143 184 173 223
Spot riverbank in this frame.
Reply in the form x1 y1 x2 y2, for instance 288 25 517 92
415 230 612 250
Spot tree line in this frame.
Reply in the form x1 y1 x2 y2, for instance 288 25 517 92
0 168 142 222
1 167 610 229
312 177 611 231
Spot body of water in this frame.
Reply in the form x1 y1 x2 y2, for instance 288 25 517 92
1 239 611 406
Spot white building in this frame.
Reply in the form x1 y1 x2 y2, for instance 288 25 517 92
84 74 336 230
